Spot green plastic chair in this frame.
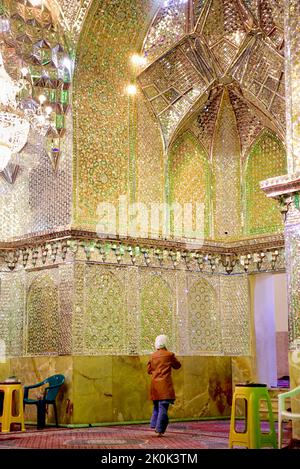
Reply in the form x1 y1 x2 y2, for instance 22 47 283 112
278 385 300 448
23 374 65 428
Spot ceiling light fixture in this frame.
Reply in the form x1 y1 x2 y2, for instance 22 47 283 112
131 54 147 67
126 84 137 95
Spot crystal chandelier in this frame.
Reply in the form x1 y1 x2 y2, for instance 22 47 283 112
0 0 73 173
0 52 30 171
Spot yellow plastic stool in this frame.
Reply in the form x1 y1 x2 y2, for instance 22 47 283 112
229 384 277 449
0 383 26 432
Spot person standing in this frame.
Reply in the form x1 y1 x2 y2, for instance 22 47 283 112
147 334 181 436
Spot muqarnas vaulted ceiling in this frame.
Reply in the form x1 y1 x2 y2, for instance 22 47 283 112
139 0 285 153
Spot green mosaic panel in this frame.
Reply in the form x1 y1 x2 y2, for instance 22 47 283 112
169 131 211 239
58 263 74 355
244 129 286 235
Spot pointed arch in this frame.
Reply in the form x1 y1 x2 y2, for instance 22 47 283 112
140 274 175 353
188 277 220 353
244 129 286 235
168 131 211 239
27 275 59 355
85 267 126 354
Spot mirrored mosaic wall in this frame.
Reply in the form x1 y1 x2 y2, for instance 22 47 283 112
58 0 93 36
0 0 287 243
0 261 250 358
140 0 285 146
285 0 300 173
73 0 158 229
285 202 300 349
73 0 286 242
280 0 300 352
244 130 286 235
0 263 74 357
212 89 241 240
137 94 164 208
168 124 285 241
0 127 72 240
168 131 211 238
0 0 74 241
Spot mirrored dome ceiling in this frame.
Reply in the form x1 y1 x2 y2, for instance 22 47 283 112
139 0 285 150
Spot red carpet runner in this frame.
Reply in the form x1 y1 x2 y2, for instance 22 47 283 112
0 420 292 449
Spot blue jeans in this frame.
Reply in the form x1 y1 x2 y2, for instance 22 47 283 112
150 400 172 434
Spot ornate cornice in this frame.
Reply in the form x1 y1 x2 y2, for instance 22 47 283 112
260 172 300 224
0 230 285 275
260 172 300 198
0 229 284 251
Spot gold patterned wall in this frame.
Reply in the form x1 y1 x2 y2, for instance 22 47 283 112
72 264 250 357
169 131 211 239
136 94 164 210
0 271 25 358
187 275 221 354
0 0 289 376
284 202 300 348
26 273 59 355
73 0 160 230
283 1 300 352
85 266 127 354
220 275 250 355
285 0 300 173
212 89 241 240
140 271 176 354
0 261 251 358
0 0 287 242
0 265 74 358
244 129 286 235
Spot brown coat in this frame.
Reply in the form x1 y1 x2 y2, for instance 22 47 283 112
147 349 181 400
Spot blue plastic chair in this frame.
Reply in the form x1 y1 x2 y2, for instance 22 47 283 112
23 374 65 428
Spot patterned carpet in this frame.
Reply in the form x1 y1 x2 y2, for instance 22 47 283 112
0 420 292 449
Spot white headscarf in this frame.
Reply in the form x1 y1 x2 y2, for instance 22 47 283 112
155 334 168 350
